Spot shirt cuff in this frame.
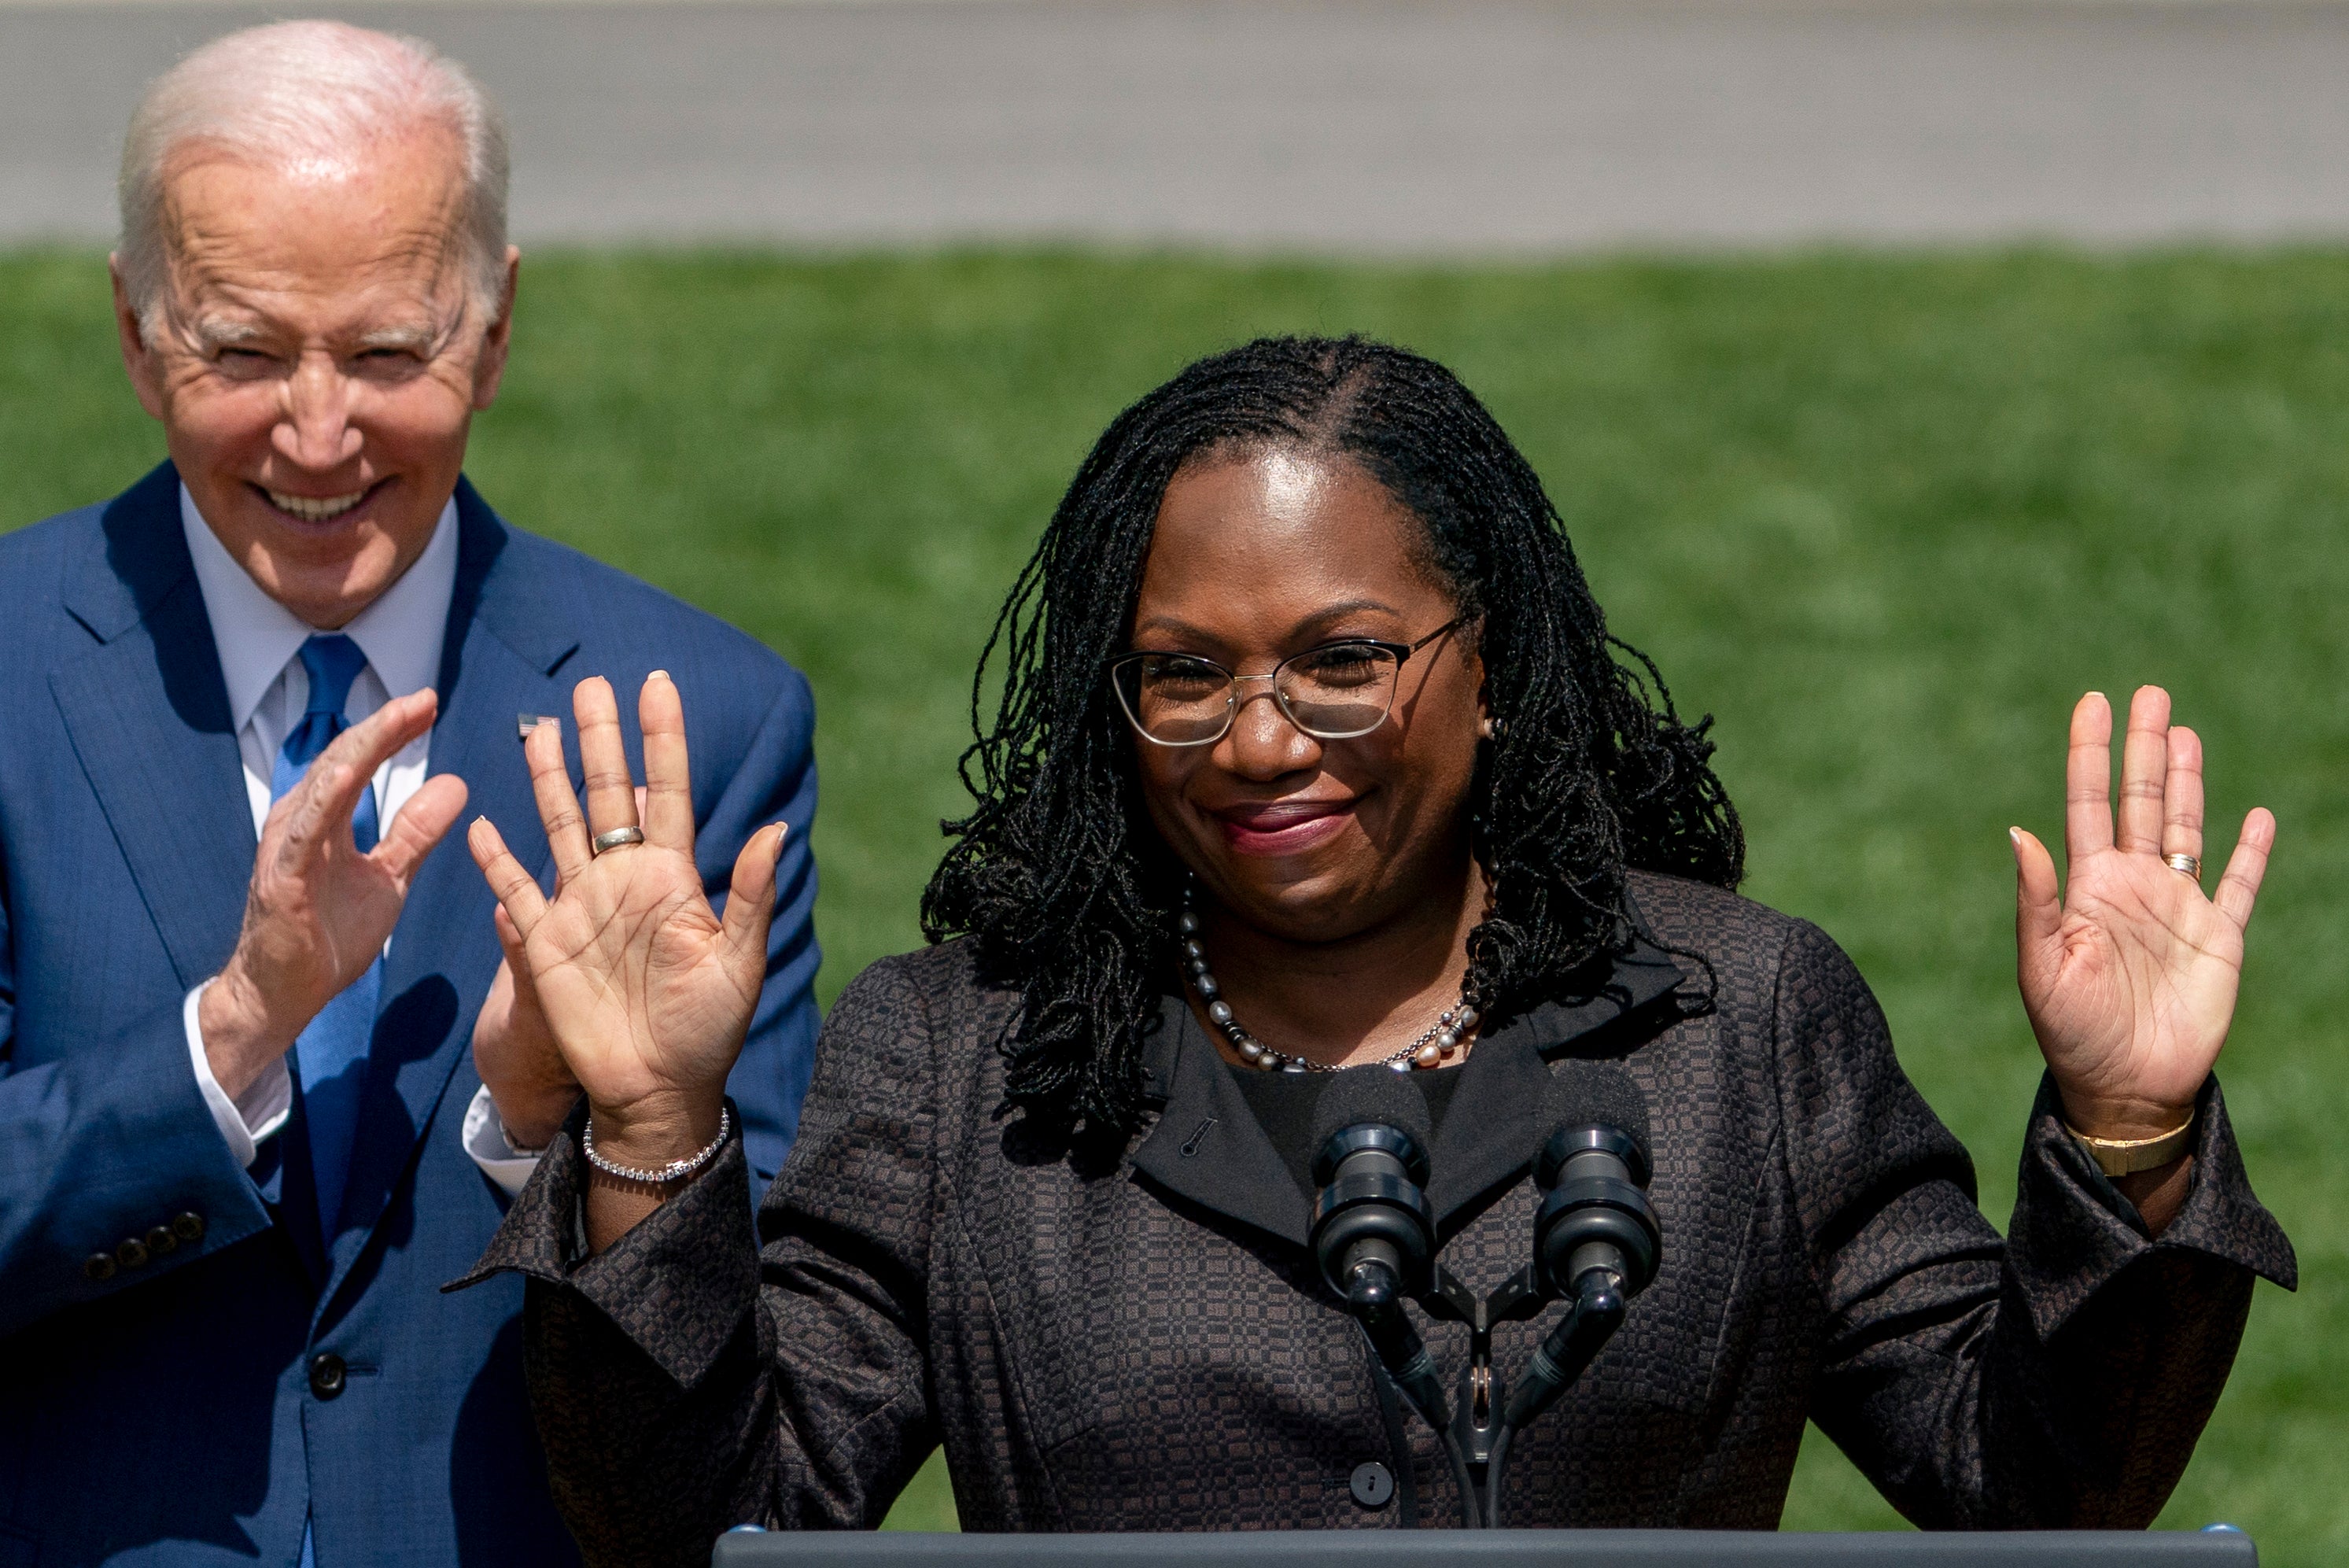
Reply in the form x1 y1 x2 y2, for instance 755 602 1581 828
462 1082 547 1197
184 980 291 1171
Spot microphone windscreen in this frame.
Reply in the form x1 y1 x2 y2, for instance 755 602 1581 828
1310 1064 1435 1160
1543 1061 1652 1167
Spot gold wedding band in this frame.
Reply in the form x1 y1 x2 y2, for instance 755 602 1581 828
2164 851 2200 879
591 825 646 855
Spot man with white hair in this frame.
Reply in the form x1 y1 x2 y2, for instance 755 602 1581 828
0 22 820 1564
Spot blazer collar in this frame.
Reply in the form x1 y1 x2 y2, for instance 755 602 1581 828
448 476 581 680
1130 996 1315 1245
63 461 195 645
1130 912 1687 1250
50 463 252 994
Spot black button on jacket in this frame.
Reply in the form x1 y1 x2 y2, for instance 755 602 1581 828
459 873 2296 1566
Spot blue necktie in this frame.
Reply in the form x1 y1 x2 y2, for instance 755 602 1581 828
273 635 380 1240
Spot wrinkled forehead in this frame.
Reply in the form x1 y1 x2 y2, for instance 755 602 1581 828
157 129 474 323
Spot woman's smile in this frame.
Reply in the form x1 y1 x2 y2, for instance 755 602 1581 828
1126 449 1488 959
1211 795 1359 857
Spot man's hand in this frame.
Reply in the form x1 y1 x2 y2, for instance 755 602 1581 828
468 673 782 1250
200 691 469 1099
471 911 581 1152
2012 688 2275 1222
475 821 636 1157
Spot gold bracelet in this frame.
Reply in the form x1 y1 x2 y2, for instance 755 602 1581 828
2063 1113 2196 1177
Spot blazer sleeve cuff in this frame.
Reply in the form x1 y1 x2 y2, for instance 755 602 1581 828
2007 1071 2298 1342
447 1098 760 1389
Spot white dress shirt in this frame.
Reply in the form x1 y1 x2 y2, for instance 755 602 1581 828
177 485 541 1196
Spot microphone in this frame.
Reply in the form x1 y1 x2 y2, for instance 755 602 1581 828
1486 1062 1661 1526
1528 1061 1659 1313
1308 1070 1478 1526
1309 1068 1436 1309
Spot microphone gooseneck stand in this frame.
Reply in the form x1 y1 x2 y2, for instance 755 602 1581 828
1481 1071 1662 1528
1310 1063 1662 1530
1483 1266 1626 1526
1340 1246 1481 1529
1308 1076 1483 1529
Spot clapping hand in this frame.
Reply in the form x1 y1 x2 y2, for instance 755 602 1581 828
466 673 783 1238
470 904 577 1152
201 691 469 1098
2012 688 2274 1173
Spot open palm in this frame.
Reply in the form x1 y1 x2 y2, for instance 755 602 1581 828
2012 688 2273 1138
468 674 783 1160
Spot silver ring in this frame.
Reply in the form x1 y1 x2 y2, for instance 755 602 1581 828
591 825 646 856
2165 851 2200 879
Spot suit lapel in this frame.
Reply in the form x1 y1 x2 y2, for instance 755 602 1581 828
1130 995 1314 1247
323 486 579 1298
50 466 255 994
50 467 363 1277
49 467 326 1275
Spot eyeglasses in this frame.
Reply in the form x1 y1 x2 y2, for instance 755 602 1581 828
1108 619 1464 747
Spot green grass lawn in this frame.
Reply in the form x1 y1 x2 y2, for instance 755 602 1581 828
6 247 2342 1556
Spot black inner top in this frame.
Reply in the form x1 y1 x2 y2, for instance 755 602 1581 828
1228 1061 1467 1200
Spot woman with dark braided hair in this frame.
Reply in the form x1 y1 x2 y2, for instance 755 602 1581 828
462 336 2293 1559
922 336 1742 1138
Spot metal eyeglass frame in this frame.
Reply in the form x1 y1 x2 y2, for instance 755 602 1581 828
1108 618 1465 747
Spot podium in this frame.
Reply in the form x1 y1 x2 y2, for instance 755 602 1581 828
714 1529 2257 1566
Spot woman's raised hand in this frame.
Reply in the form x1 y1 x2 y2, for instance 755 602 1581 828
2012 687 2274 1147
466 673 784 1175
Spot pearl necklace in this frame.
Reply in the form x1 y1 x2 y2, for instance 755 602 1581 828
1177 890 1481 1073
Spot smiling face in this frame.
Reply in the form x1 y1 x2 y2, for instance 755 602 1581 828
112 124 514 629
1127 446 1488 946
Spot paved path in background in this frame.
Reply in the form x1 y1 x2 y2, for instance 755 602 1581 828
7 0 2349 252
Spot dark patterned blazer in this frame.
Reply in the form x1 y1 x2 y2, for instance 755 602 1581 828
459 872 2296 1565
